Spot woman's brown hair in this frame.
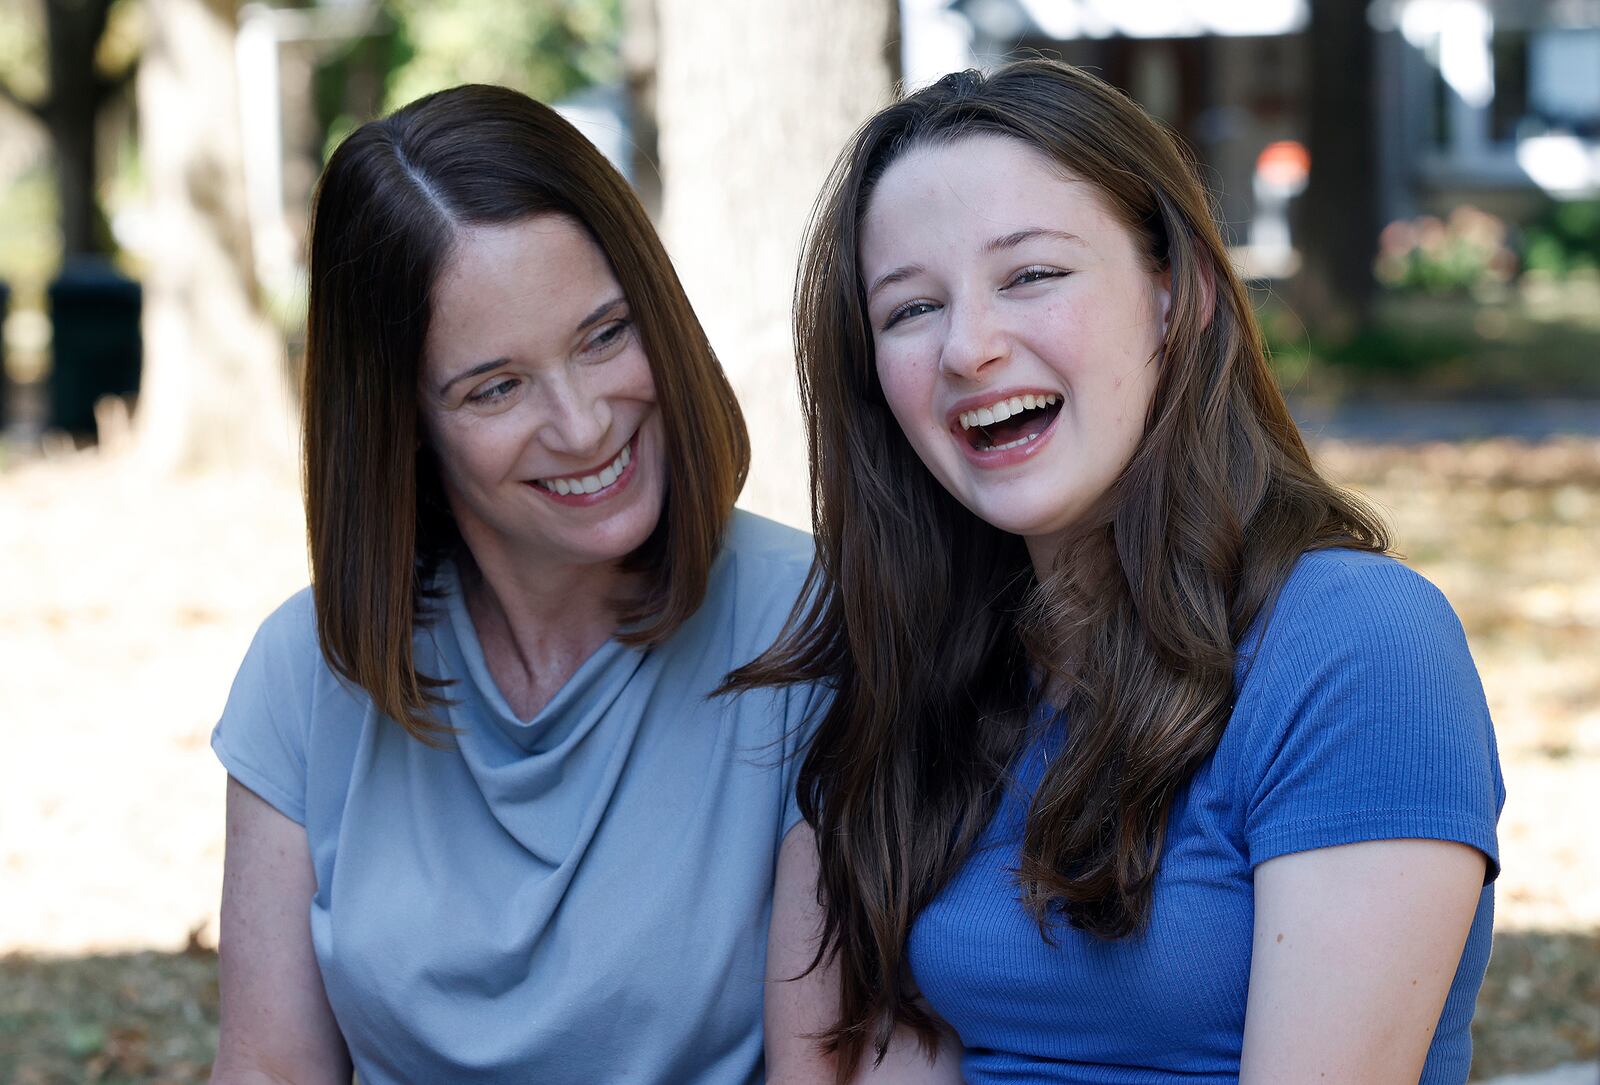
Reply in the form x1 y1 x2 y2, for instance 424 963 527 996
304 84 749 740
726 60 1388 1077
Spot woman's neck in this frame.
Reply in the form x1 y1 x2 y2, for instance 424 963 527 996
458 548 638 722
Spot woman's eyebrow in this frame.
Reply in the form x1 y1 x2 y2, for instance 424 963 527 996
576 295 626 332
440 357 509 396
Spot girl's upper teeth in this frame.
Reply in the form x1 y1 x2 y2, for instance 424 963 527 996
537 441 632 495
959 393 1058 431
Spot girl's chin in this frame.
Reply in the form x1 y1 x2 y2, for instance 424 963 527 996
963 497 1074 538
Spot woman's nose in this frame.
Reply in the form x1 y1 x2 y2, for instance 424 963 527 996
539 381 612 459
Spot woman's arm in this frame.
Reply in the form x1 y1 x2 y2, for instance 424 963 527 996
766 823 964 1085
210 776 352 1085
1240 838 1486 1084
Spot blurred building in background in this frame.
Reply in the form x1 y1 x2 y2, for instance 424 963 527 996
904 0 1600 277
2 0 1598 469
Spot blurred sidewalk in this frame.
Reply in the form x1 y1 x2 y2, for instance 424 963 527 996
1292 398 1600 444
1483 1063 1600 1085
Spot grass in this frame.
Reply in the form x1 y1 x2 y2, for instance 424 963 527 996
0 949 217 1085
1262 278 1600 400
0 931 1590 1081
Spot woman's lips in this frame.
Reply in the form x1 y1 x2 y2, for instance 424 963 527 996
526 430 641 506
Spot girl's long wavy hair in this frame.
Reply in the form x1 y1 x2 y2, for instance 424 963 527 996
725 60 1388 1079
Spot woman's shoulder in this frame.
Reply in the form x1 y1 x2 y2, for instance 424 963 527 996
243 585 323 672
689 509 817 658
721 508 815 572
715 510 816 606
235 584 383 710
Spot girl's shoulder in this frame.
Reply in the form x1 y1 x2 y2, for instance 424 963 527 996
1246 547 1466 664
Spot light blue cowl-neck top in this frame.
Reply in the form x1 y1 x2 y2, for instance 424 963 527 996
212 510 822 1084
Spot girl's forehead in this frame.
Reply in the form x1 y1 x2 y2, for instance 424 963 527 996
860 137 1125 262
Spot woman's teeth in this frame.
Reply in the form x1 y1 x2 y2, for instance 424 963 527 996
536 441 631 496
958 393 1059 431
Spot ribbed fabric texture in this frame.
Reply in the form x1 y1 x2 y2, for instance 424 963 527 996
907 549 1504 1084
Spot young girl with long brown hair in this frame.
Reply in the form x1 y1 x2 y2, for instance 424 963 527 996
733 60 1503 1084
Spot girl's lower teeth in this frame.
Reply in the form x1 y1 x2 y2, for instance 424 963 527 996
984 431 1042 452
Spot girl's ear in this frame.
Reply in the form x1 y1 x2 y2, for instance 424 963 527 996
1163 245 1218 335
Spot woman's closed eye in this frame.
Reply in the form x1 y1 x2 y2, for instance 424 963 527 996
583 318 633 356
467 377 520 404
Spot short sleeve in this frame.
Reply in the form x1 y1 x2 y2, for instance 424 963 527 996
1232 553 1503 879
779 679 831 836
211 589 320 825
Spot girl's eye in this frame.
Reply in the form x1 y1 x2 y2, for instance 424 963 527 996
1006 266 1066 288
467 378 518 404
883 300 938 330
585 319 632 355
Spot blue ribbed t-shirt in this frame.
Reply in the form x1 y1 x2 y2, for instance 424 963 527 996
907 549 1504 1084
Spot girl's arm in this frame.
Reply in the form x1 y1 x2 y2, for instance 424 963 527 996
210 776 352 1085
1240 837 1486 1083
766 823 964 1085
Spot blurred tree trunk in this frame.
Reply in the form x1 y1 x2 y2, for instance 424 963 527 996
1293 0 1377 342
619 0 661 220
132 0 295 473
650 0 898 525
46 0 113 256
0 0 123 258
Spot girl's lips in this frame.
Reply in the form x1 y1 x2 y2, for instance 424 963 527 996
954 403 1061 469
526 430 641 507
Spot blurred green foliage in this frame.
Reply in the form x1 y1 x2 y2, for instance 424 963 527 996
312 0 620 166
1262 282 1600 398
383 0 619 115
1522 200 1600 279
0 0 45 102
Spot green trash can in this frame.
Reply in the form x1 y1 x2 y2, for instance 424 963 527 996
47 260 142 437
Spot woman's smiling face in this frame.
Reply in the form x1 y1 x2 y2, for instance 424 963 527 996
860 134 1169 565
419 214 666 575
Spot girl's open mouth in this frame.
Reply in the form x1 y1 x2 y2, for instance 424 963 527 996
957 393 1062 453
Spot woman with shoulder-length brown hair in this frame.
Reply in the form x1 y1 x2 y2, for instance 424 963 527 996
731 60 1503 1084
209 84 823 1085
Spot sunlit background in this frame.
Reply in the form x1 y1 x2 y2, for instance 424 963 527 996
1 0 1596 1081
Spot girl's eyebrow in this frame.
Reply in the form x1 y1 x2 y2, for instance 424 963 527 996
866 229 1086 303
866 263 925 303
985 227 1087 253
